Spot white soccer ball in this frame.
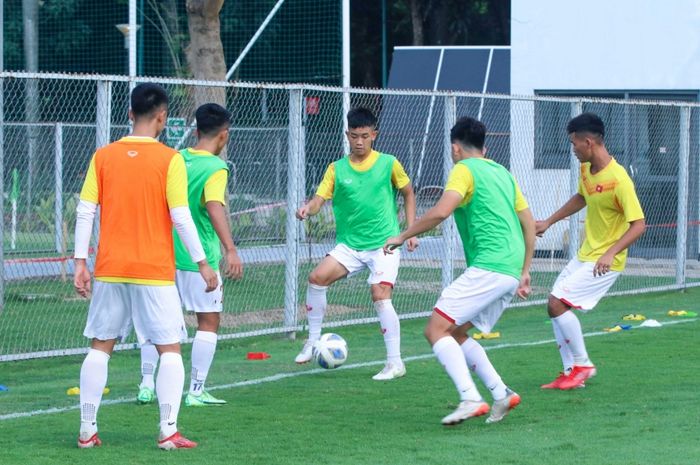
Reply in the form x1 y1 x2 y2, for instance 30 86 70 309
312 333 348 369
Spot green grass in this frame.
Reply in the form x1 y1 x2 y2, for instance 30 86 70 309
0 288 699 464
1 262 698 356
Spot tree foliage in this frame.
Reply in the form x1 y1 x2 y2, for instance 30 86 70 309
3 0 510 88
351 0 510 87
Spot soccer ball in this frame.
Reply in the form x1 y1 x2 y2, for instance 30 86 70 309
312 333 348 369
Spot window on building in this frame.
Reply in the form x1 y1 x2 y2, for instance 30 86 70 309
534 92 625 169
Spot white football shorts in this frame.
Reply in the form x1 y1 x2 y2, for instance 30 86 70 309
434 267 519 332
176 270 223 313
83 281 187 345
551 257 620 311
328 243 400 287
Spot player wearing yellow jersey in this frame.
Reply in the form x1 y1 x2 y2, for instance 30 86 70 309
536 113 645 390
73 83 218 450
294 107 418 380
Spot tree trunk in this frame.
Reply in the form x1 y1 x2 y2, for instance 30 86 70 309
185 0 227 108
430 0 450 45
407 0 424 45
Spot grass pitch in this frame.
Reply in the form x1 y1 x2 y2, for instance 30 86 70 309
0 288 699 465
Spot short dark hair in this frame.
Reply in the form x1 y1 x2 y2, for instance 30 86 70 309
567 112 605 139
450 116 486 150
196 103 232 137
347 107 377 129
130 83 168 118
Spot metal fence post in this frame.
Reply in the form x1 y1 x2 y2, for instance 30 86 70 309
54 123 63 254
96 81 111 147
568 101 583 259
442 95 457 289
284 88 303 336
676 106 690 286
94 80 112 249
0 76 4 313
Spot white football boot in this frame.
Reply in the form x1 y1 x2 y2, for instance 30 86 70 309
294 340 315 364
441 400 490 426
372 362 406 381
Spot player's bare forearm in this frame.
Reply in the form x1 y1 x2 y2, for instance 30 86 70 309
308 196 326 215
298 195 326 220
399 183 417 227
545 193 586 227
207 200 243 279
517 208 536 274
604 218 646 258
398 190 461 242
206 201 236 253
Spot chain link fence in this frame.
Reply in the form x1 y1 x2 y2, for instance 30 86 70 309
1 72 699 360
3 0 342 84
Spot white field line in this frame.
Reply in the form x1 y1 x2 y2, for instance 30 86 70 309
0 318 696 422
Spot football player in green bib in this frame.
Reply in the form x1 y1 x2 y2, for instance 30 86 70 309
385 117 535 425
295 107 418 380
138 104 243 407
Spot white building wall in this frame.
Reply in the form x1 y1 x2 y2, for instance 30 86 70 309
510 0 700 250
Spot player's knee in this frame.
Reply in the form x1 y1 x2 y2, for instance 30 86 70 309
197 312 220 332
370 284 392 302
424 320 442 344
547 295 567 317
308 271 331 287
451 328 467 344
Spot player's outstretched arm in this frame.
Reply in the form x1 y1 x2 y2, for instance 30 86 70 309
593 218 646 277
536 193 586 237
384 190 462 254
207 200 243 280
296 195 326 220
516 207 536 299
399 183 419 252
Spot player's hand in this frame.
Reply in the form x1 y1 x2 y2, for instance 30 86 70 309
405 237 419 252
73 259 92 298
383 236 403 255
593 252 614 277
516 271 531 299
535 220 550 237
223 249 243 280
198 261 219 292
296 204 310 220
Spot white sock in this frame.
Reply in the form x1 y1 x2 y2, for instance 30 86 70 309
553 311 592 366
461 337 507 401
157 352 185 438
432 336 481 402
190 330 218 396
140 343 159 390
374 299 402 366
551 317 574 373
306 283 327 342
79 348 110 437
